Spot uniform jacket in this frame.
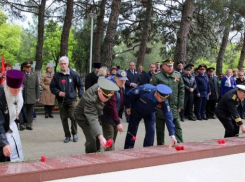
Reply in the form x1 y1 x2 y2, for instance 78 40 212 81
102 76 125 126
141 71 153 85
216 89 243 125
85 72 98 90
23 72 40 104
125 69 141 93
40 73 55 105
208 75 219 100
139 70 147 85
125 84 175 136
236 78 245 85
151 70 185 118
50 69 83 103
182 74 196 94
74 83 104 137
195 74 211 97
220 76 236 96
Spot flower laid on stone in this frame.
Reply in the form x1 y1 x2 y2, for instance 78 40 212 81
217 139 226 144
40 156 46 162
172 145 185 151
128 132 136 141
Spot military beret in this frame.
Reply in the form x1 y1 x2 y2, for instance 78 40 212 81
98 79 119 98
22 60 33 67
156 84 172 99
162 58 174 66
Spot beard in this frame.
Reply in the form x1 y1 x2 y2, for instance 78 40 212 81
3 83 24 124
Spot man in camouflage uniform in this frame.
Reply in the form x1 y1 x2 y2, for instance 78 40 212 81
151 58 184 145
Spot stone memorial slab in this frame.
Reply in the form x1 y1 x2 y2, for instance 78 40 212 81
1 136 245 182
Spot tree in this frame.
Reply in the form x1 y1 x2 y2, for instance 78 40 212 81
60 0 74 57
238 28 245 70
136 0 153 68
101 0 121 67
0 23 22 64
93 0 106 63
174 0 195 65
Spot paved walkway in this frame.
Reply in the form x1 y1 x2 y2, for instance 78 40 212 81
20 114 226 161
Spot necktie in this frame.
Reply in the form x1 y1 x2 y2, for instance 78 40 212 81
131 70 134 75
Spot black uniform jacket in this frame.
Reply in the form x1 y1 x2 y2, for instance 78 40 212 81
216 89 243 125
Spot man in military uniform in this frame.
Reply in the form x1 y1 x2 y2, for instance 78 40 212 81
22 61 40 130
195 64 211 120
216 85 245 137
74 79 119 153
124 84 177 149
151 58 184 145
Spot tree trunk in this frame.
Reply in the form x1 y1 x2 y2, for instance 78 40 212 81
93 0 106 63
174 0 195 65
216 16 232 76
136 0 153 68
101 0 121 67
35 0 46 76
60 0 74 57
238 30 245 70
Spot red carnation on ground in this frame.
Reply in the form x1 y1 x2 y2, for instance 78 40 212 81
218 139 225 144
180 146 185 150
40 156 46 162
61 79 66 84
175 146 181 151
132 136 136 141
105 139 113 148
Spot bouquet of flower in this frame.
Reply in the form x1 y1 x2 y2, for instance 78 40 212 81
97 139 114 153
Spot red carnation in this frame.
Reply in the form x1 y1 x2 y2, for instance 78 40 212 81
61 79 66 84
180 146 185 150
40 156 46 162
105 139 113 148
132 136 136 141
175 146 181 151
221 139 226 144
217 139 223 144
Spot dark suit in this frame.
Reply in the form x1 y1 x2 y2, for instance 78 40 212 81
206 75 219 118
85 72 98 91
139 71 147 85
125 69 141 94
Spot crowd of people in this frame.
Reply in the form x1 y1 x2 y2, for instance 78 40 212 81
1 56 245 163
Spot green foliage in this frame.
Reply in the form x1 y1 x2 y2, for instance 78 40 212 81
0 8 7 25
0 23 22 64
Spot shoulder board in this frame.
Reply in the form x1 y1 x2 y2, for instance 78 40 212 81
232 94 237 100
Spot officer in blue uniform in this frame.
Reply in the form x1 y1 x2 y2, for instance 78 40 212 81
124 84 177 149
195 64 211 120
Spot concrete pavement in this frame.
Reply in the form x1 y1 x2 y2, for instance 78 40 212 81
20 114 226 161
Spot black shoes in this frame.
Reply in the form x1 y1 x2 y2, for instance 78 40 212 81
26 126 33 130
45 114 48 118
19 125 26 131
202 117 208 120
189 118 196 121
49 115 53 118
73 134 78 142
64 137 70 143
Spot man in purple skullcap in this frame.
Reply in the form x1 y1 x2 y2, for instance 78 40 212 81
0 70 25 162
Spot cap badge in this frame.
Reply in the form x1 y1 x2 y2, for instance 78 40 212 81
121 71 126 77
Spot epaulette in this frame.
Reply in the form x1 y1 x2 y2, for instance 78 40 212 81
142 84 155 92
232 94 237 100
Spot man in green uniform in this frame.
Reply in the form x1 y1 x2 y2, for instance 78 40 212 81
74 79 119 153
151 58 184 145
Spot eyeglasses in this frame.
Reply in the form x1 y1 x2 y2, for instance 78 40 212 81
239 75 244 76
101 89 114 99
